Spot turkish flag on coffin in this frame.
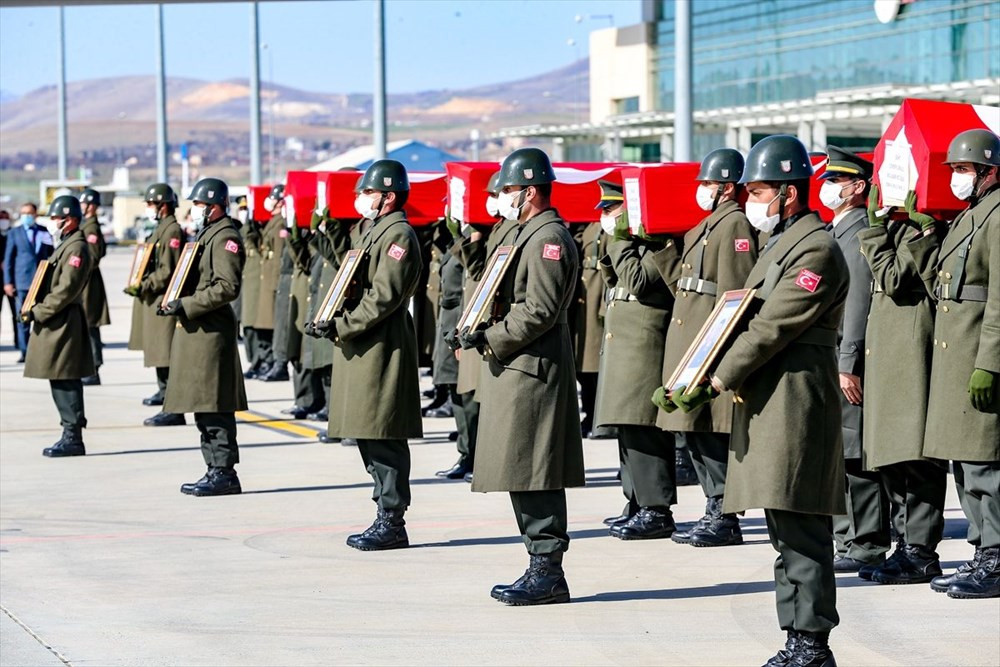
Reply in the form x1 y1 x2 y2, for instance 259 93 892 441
314 171 446 227
246 185 273 222
284 171 317 229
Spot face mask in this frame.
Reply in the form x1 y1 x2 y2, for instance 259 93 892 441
264 197 276 212
497 190 525 221
746 193 781 234
485 196 499 218
950 172 976 201
20 214 35 227
599 212 618 235
51 219 69 243
145 207 159 222
0 218 9 231
237 210 248 223
190 205 206 227
819 180 851 210
695 184 717 212
354 193 381 220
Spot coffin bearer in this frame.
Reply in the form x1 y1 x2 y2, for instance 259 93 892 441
593 180 679 540
664 135 849 666
818 147 892 573
129 183 187 426
574 203 610 439
159 177 247 496
254 189 290 382
653 148 757 547
78 189 109 386
463 148 584 605
906 128 1000 599
241 184 280 379
23 195 94 457
313 160 423 550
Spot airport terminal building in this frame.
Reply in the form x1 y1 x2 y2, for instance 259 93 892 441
493 0 1000 161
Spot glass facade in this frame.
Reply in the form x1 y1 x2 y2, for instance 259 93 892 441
653 0 1000 111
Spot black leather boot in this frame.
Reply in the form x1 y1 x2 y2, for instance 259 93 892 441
190 467 242 497
673 499 712 545
435 459 471 479
180 468 211 495
947 547 1000 599
142 391 164 406
260 362 289 382
859 538 906 581
81 372 101 386
791 631 837 667
346 508 409 551
422 384 448 411
603 501 637 527
689 497 743 547
42 427 85 457
763 631 799 667
930 548 982 592
307 408 329 422
610 507 676 540
491 566 531 600
143 412 186 427
498 553 570 606
871 544 941 584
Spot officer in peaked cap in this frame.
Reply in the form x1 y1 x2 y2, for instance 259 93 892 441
78 188 109 385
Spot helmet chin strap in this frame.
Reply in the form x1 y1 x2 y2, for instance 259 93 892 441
711 183 724 212
777 183 788 222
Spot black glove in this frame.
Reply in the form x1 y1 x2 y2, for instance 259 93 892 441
19 309 33 324
458 326 487 351
444 327 460 351
313 319 337 340
157 299 184 317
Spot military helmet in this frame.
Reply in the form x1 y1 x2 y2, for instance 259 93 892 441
144 182 175 205
269 183 285 200
697 148 744 183
48 195 82 220
188 177 229 206
740 135 814 183
496 148 556 189
80 188 101 206
944 129 1000 167
485 171 501 196
358 159 410 193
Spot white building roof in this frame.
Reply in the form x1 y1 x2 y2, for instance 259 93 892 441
307 140 417 172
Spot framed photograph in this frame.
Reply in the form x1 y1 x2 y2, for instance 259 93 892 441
313 249 365 324
21 260 51 316
456 245 518 332
665 288 757 395
126 242 154 289
160 242 199 309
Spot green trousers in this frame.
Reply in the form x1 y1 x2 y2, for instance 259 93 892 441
89 326 103 368
243 327 274 369
291 360 321 411
955 461 1000 549
272 273 293 365
685 431 730 499
881 459 946 550
833 458 891 561
452 389 478 466
155 366 169 398
618 425 676 508
357 439 411 511
510 489 569 555
195 412 239 468
50 379 86 429
765 509 839 634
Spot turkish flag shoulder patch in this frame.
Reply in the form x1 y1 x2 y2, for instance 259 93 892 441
795 269 822 293
86 234 99 244
169 237 181 249
224 239 240 254
542 243 562 261
388 243 406 261
734 238 750 252
68 255 81 268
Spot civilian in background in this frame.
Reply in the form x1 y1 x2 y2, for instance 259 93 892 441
3 203 54 363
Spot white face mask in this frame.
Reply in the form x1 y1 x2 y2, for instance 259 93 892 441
354 193 381 220
746 193 781 234
497 190 525 221
695 184 717 212
485 196 500 218
50 219 65 243
264 197 276 212
237 209 248 223
0 217 10 231
950 171 976 201
145 206 159 222
190 205 206 227
599 212 618 235
819 180 851 210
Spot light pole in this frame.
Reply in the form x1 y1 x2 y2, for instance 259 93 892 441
261 42 276 183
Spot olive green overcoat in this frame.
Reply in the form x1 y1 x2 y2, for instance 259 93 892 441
255 215 287 329
163 217 248 414
286 233 312 360
473 209 585 493
23 229 95 379
128 298 143 351
713 212 849 515
476 218 520 398
80 216 110 327
240 220 263 329
304 220 354 370
574 222 608 373
138 215 184 368
432 246 463 385
327 211 423 440
455 235 485 395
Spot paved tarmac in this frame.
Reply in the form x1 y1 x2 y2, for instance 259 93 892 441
1 246 998 667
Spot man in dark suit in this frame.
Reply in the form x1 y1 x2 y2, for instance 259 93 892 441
3 202 54 362
0 209 17 346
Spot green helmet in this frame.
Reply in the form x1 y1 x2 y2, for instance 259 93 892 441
496 148 556 189
358 159 409 193
144 182 175 205
485 171 501 195
269 183 285 200
48 195 82 220
697 148 744 183
740 135 813 183
944 129 1000 167
80 188 101 206
188 177 229 206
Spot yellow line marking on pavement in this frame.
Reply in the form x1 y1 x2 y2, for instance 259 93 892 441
236 410 319 439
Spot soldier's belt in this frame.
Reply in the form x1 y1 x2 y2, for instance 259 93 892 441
792 327 838 348
509 301 569 324
934 283 988 303
676 276 718 296
606 286 639 303
582 258 600 270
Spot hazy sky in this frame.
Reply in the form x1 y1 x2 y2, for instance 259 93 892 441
0 1 640 97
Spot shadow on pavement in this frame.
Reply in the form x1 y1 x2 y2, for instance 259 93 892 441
87 440 316 456
573 575 875 603
416 527 610 549
243 476 453 495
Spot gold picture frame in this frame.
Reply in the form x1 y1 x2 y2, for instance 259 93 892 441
126 242 154 289
313 249 365 324
21 260 51 315
456 245 518 332
160 242 199 309
665 288 757 395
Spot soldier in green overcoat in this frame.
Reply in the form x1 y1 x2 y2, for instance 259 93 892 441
277 223 323 418
663 136 849 666
574 219 609 437
78 189 109 386
592 180 678 541
652 148 757 548
159 178 247 497
312 160 423 551
253 193 289 381
461 148 584 606
241 184 280 378
23 195 94 457
905 129 1000 600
